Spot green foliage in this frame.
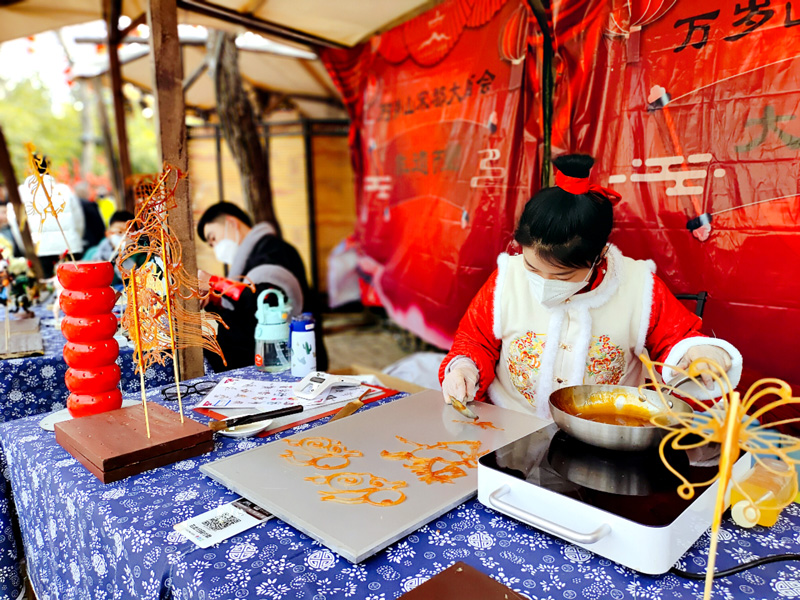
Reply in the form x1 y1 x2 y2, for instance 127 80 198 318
129 107 159 175
0 77 82 181
0 76 159 188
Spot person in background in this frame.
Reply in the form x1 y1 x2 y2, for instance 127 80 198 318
74 181 107 252
83 210 133 262
0 189 20 257
196 201 328 372
8 154 84 278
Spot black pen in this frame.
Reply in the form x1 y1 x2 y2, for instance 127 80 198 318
208 405 303 431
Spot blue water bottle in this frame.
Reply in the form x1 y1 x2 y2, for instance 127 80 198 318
290 313 316 377
254 289 291 372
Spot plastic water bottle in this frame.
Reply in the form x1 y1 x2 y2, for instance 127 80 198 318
290 313 316 378
730 458 797 528
254 289 291 372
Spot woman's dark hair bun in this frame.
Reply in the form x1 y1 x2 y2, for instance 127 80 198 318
514 152 611 269
553 154 594 179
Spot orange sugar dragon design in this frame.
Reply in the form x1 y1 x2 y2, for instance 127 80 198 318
118 164 246 426
380 436 483 484
452 420 503 431
305 472 407 506
282 437 363 470
24 143 75 262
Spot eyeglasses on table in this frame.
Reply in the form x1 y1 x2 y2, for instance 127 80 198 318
161 380 218 401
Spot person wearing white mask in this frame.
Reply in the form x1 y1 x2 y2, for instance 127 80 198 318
197 201 327 372
84 210 134 262
439 154 742 420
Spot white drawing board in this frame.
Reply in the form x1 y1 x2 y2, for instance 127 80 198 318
201 390 547 562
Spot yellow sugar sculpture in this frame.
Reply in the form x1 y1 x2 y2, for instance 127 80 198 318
639 354 800 600
24 143 75 262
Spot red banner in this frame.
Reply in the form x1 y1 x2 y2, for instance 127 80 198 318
323 0 541 348
551 0 800 395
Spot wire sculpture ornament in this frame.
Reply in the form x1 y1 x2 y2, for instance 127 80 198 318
639 354 800 600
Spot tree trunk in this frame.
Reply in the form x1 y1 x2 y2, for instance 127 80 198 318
77 82 95 182
207 31 279 233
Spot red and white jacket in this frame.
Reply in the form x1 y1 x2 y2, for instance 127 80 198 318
439 245 742 419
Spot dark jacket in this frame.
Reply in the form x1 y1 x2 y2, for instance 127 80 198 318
205 223 327 372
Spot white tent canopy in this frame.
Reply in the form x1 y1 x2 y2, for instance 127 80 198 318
71 28 346 118
1 0 439 46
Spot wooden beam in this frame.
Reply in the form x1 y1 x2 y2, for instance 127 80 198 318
92 79 125 208
119 12 147 40
182 59 208 92
0 128 45 281
296 60 342 100
301 119 319 291
176 0 347 49
147 0 205 380
104 0 135 213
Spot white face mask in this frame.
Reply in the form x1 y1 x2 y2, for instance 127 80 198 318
109 234 124 249
213 221 239 265
526 255 600 309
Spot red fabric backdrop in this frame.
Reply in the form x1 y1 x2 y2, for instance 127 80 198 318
549 0 800 400
324 0 800 414
322 0 541 348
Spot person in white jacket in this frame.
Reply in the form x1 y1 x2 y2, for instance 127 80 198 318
8 155 84 277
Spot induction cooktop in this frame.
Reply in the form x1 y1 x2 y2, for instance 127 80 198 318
477 424 750 574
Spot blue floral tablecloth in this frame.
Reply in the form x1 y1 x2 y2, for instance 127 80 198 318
0 304 210 600
0 306 177 424
2 367 800 600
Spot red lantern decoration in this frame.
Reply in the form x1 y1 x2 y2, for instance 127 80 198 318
499 3 531 65
57 262 122 418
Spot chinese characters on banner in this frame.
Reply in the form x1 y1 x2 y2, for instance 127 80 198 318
551 0 800 402
323 0 540 348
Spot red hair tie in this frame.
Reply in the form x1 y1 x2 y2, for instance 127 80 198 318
555 169 622 206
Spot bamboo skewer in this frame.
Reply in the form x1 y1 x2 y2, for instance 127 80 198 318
4 292 9 349
160 227 184 423
703 391 741 600
129 271 151 438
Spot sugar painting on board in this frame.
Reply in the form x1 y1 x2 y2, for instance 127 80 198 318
201 390 547 562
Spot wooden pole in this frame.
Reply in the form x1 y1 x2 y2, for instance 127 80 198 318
104 0 135 213
207 30 279 232
0 128 44 281
147 0 205 380
93 80 124 206
302 119 319 292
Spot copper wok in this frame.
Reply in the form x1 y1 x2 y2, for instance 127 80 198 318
548 382 693 452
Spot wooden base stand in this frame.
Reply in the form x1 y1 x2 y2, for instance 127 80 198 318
55 403 213 483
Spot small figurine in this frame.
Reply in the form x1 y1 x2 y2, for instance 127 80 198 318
0 253 38 318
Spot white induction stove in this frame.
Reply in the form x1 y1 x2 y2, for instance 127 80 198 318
477 424 750 574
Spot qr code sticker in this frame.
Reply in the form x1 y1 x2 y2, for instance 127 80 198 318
201 512 241 532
